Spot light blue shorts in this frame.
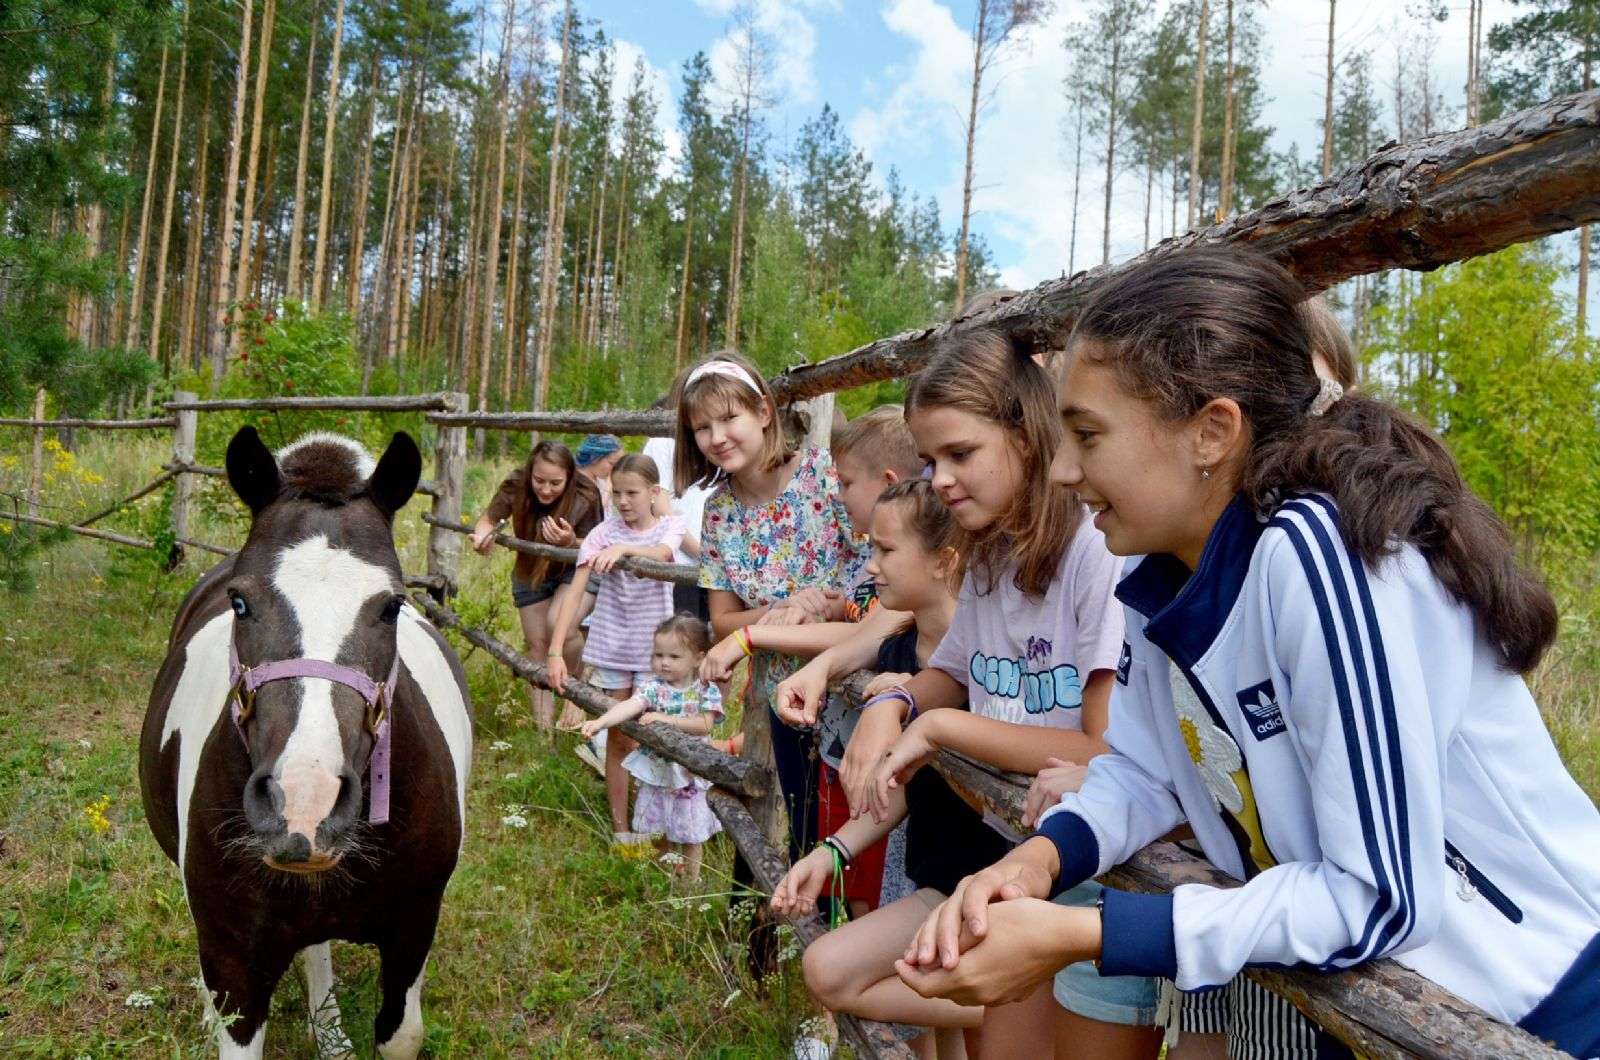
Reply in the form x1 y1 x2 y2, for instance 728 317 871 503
1051 880 1160 1027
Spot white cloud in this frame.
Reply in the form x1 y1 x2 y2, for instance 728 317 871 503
698 0 836 107
609 37 683 173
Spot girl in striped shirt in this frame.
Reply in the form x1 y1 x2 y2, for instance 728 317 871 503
547 454 687 841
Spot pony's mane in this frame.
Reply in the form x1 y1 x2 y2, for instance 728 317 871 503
275 433 375 504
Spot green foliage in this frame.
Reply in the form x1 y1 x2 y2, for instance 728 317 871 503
1365 243 1600 577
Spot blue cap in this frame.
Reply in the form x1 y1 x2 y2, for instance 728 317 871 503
575 433 622 467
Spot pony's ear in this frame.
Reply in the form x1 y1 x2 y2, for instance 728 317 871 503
226 427 280 515
367 432 421 518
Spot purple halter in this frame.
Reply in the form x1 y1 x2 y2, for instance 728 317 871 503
227 638 401 825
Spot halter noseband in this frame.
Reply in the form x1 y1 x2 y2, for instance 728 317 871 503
227 637 401 825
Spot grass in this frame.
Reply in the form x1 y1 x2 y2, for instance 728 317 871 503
0 434 816 1057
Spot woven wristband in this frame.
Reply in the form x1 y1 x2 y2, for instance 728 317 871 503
863 687 917 724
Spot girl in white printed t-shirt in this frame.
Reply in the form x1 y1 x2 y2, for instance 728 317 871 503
840 328 1161 1060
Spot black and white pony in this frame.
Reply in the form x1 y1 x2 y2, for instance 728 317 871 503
140 428 472 1058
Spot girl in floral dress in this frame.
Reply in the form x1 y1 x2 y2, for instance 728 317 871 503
580 614 724 881
667 350 867 864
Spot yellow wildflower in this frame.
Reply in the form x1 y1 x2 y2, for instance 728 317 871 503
83 794 112 835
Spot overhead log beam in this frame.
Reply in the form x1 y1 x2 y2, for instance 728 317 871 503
765 89 1600 404
421 513 700 586
833 676 1560 1059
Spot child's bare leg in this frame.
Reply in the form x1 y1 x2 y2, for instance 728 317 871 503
801 890 982 1030
1168 1034 1227 1060
518 600 555 735
848 899 871 921
935 1027 968 1058
683 842 703 882
550 584 591 729
605 721 635 834
963 981 1056 1060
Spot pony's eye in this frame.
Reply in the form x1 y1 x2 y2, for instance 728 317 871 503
379 596 403 624
230 593 250 618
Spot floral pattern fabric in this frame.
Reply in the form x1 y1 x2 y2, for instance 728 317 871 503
621 677 724 791
698 446 869 696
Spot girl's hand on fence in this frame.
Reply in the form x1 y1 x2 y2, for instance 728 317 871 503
842 699 908 818
897 898 1097 1007
1022 757 1088 829
770 847 834 918
862 672 913 699
869 717 938 822
539 516 575 547
700 635 747 684
470 522 498 554
638 711 668 728
579 718 605 738
902 837 1061 971
544 656 570 691
773 665 827 727
590 544 629 574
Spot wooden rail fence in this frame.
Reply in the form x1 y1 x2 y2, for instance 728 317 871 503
4 89 1596 1058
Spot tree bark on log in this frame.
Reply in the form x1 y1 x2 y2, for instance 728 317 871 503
163 393 452 411
414 598 769 797
424 407 673 436
419 513 699 585
763 89 1600 407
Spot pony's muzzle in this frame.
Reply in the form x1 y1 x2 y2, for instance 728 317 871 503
245 760 358 872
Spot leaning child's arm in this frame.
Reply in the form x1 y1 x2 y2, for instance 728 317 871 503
641 711 714 737
580 694 648 736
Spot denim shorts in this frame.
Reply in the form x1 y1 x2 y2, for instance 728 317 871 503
1051 880 1159 1026
511 568 574 609
589 666 646 691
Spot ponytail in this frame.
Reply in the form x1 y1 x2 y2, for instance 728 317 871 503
1072 249 1557 672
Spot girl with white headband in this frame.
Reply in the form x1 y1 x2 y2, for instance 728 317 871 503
669 349 868 869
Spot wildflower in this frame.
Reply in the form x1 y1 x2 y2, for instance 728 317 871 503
501 813 528 829
492 885 507 894
503 772 519 781
722 989 742 1009
77 738 92 750
489 739 512 752
83 794 111 835
697 902 712 912
658 851 686 867
124 990 155 1009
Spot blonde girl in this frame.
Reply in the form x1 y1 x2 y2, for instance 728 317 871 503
672 350 867 862
547 454 686 840
845 328 1160 1059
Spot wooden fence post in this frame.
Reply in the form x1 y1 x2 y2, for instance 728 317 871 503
740 656 788 854
170 390 197 564
799 392 835 452
25 388 45 517
428 391 468 596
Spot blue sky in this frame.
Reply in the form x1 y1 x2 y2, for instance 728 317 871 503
580 0 1551 293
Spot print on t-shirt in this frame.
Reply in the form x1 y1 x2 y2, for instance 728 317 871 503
966 647 1084 715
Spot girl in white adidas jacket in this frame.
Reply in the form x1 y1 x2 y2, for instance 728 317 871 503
895 249 1600 1058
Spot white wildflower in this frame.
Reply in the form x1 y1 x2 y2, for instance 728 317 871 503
492 885 507 894
490 739 512 752
77 738 93 750
698 902 712 912
721 988 742 1008
501 813 528 829
503 772 520 781
777 941 801 962
124 990 156 1009
658 851 686 866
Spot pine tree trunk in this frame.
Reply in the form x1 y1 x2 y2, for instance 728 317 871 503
455 99 489 389
1218 0 1236 218
1581 52 1592 333
71 57 117 347
1069 95 1082 276
1186 0 1208 231
1323 0 1336 179
149 4 191 369
473 0 515 450
585 156 609 348
308 0 346 311
345 58 379 319
125 43 170 351
502 111 529 407
211 0 255 382
1101 28 1121 267
726 111 751 342
251 125 279 302
606 146 631 345
395 117 425 373
180 84 212 371
534 0 575 410
285 4 318 302
955 0 988 309
233 0 277 352
1142 154 1153 250
108 201 133 351
427 129 458 359
673 200 695 370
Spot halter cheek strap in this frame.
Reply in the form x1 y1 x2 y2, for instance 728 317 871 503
227 638 402 825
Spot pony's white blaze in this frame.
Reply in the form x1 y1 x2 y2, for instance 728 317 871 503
272 534 395 846
396 604 472 845
161 610 236 871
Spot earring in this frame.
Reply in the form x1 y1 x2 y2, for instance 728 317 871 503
1199 467 1212 480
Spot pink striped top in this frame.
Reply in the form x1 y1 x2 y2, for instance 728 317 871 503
577 514 687 671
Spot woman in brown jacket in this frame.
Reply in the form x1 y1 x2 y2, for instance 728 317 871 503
472 440 604 735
